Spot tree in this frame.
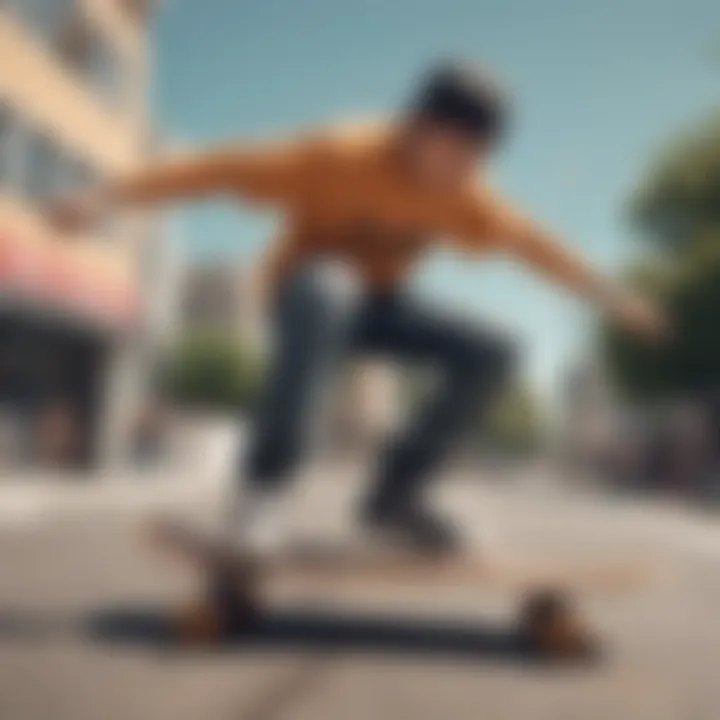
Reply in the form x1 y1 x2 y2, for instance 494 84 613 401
603 112 720 401
482 382 547 455
161 331 264 412
630 112 720 255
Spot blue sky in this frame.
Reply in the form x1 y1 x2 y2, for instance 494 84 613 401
152 0 719 396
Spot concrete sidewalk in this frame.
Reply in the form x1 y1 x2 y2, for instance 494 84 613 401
3 462 720 559
0 414 243 526
2 466 720 720
0 468 224 527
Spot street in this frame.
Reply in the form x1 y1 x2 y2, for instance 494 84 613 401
1 467 720 720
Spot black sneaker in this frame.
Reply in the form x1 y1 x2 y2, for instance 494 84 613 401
360 503 461 555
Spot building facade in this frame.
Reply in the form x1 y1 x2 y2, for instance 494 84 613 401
0 0 156 469
182 263 256 340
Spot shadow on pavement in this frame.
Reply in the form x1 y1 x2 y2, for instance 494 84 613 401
85 605 560 666
0 604 601 667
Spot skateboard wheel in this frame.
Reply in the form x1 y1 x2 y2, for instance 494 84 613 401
517 589 601 662
172 589 261 645
174 602 227 644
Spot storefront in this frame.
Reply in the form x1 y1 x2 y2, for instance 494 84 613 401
0 228 137 470
0 1 157 471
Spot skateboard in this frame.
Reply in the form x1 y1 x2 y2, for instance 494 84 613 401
144 517 651 661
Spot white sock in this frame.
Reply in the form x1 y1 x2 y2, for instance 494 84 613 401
225 486 289 556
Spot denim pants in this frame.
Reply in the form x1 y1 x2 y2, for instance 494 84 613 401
243 260 516 511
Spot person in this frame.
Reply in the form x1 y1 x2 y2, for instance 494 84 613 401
47 62 666 554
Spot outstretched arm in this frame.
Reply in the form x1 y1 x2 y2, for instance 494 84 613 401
110 141 316 205
46 136 322 231
448 192 667 340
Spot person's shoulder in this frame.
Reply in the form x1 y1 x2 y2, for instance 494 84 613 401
450 178 502 219
309 116 394 160
243 117 393 171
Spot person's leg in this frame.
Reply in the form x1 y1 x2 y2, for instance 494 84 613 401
229 260 365 550
359 293 517 551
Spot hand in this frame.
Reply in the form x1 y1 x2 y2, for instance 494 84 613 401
610 293 669 342
44 192 106 235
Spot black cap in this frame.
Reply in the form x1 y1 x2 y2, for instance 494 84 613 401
408 61 511 145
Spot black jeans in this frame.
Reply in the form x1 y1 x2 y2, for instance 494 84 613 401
244 260 516 511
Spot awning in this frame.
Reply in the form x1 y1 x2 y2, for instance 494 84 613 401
0 229 139 328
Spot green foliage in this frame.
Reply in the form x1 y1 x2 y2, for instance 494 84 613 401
482 382 546 454
604 112 720 401
161 332 264 412
630 113 720 253
604 244 720 400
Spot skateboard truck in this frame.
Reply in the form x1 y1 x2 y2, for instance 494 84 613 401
517 588 601 662
173 558 263 643
146 520 263 642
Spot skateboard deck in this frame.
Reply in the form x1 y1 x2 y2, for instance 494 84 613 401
145 516 652 595
142 516 655 661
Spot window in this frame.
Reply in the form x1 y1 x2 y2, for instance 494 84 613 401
56 8 94 74
21 128 104 205
22 128 61 201
0 102 19 189
11 0 125 109
66 156 98 194
56 9 124 107
0 105 106 229
62 155 117 242
88 32 122 107
11 0 76 45
120 0 153 23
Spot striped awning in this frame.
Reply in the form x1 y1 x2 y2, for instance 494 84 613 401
0 228 138 328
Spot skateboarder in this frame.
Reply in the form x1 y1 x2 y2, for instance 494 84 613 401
48 62 665 555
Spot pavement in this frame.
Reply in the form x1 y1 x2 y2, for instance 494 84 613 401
1 463 720 720
0 469 220 527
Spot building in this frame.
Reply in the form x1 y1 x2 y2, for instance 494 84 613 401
141 214 185 350
181 261 264 348
0 0 156 469
182 263 249 336
559 358 623 473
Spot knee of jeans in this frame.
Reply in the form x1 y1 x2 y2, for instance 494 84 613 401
457 330 518 385
291 259 365 314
